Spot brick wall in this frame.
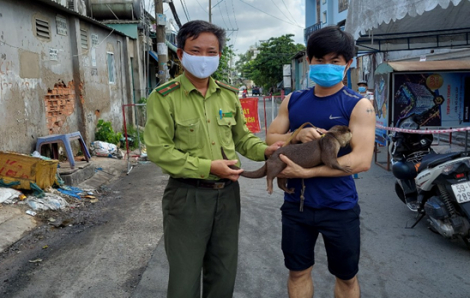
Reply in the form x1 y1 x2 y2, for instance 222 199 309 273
44 81 75 134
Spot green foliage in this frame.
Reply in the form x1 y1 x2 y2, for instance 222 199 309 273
235 49 256 80
238 35 305 90
138 97 147 105
212 40 235 83
124 124 145 150
95 119 122 145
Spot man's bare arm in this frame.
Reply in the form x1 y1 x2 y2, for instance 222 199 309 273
279 98 376 178
266 94 324 145
265 94 292 145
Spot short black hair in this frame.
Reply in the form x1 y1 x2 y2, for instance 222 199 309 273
306 26 356 62
177 20 226 52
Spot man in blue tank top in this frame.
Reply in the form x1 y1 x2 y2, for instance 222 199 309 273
266 26 376 298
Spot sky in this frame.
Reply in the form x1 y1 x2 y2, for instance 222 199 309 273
144 0 306 55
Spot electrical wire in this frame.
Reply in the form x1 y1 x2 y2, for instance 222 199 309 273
280 0 301 27
179 0 190 22
224 0 234 29
217 4 230 29
212 0 227 9
233 30 239 46
169 1 182 28
230 0 238 28
182 0 192 20
270 0 298 26
194 0 208 14
237 0 303 28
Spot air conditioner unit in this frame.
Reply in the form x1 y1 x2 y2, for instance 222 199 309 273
139 35 153 46
67 0 86 15
67 0 75 10
52 0 67 6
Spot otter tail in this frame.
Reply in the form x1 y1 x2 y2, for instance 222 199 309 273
220 147 267 178
221 147 241 170
240 164 267 178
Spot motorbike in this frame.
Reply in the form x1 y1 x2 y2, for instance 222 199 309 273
389 113 470 248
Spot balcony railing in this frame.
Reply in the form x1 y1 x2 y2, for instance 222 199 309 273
304 22 322 41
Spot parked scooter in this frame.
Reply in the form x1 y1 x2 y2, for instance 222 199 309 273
389 113 470 248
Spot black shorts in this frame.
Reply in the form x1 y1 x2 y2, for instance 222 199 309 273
280 201 361 280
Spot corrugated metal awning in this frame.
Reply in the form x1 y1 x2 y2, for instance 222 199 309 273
375 60 470 74
345 0 470 53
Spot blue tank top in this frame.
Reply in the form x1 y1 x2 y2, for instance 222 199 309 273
286 86 361 210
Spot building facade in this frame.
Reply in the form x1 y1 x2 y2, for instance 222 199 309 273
0 0 149 154
292 0 355 91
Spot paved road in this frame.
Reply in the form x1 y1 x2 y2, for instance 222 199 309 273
3 98 468 297
133 103 470 298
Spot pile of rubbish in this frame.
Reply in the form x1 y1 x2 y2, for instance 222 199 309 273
0 185 98 217
0 150 99 218
90 141 123 159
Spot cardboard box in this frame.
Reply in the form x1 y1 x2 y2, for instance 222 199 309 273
0 151 59 190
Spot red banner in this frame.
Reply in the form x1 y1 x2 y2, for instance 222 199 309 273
240 97 261 133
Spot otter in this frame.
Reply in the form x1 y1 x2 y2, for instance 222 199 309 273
223 125 352 194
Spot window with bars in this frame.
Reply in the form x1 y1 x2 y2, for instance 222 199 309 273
107 52 115 84
36 18 50 40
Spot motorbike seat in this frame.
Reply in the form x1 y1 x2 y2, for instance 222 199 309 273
418 152 461 171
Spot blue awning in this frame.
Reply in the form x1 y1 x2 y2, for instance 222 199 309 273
149 51 158 62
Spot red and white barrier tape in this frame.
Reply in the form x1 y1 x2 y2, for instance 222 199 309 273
376 124 470 134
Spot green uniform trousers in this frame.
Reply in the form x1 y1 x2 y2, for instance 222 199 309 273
162 178 241 298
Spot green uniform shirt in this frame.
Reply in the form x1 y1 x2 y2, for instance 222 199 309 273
144 74 268 180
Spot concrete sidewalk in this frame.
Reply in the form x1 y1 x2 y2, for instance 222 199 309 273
0 156 129 252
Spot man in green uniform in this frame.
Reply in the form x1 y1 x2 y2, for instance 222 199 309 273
144 20 282 298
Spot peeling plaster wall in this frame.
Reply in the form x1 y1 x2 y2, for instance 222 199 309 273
77 22 130 143
0 2 75 153
0 0 136 154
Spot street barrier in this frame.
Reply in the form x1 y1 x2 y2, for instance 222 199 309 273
122 103 146 174
376 124 470 134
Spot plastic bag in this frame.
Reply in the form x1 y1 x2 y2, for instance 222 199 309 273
25 194 69 210
90 141 118 157
0 187 22 204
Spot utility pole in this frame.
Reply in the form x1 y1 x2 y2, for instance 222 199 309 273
155 0 168 85
209 0 211 23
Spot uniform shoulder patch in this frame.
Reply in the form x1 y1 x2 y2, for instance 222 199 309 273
155 81 180 96
215 80 239 93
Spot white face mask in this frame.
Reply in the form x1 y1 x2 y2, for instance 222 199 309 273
181 51 220 79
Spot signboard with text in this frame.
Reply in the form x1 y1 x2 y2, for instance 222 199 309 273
240 98 261 133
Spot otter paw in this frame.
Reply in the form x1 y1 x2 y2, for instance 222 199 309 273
285 188 295 194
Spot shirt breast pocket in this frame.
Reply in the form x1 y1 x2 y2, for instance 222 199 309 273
216 116 237 146
175 118 202 151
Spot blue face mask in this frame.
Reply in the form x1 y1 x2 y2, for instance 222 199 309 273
309 64 346 87
358 86 367 93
